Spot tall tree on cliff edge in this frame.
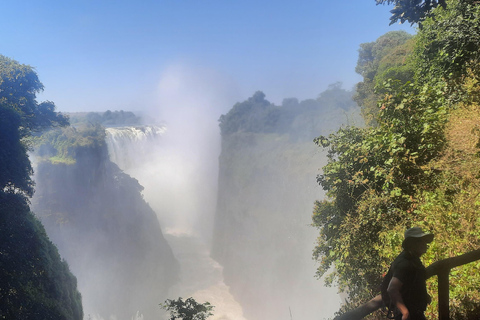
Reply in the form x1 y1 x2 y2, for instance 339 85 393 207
0 55 68 197
0 55 82 319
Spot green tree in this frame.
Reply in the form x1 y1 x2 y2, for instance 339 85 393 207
354 31 414 125
161 297 214 320
218 91 279 136
0 55 68 197
376 0 447 25
219 87 359 141
412 1 480 103
0 193 83 320
312 81 447 301
0 55 82 319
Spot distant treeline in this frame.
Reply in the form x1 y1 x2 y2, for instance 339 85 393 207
68 110 141 127
219 82 360 141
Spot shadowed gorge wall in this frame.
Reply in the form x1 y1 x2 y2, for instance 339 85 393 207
31 126 178 320
104 124 249 320
213 134 336 319
0 193 83 320
212 88 361 320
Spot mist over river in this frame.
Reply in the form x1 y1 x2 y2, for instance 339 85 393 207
105 126 248 320
105 120 342 320
31 83 350 319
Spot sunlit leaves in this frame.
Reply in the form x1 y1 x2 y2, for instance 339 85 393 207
313 1 480 316
354 31 415 125
413 1 480 104
312 79 447 302
0 55 68 197
376 0 447 25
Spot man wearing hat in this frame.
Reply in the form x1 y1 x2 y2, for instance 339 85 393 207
385 227 434 320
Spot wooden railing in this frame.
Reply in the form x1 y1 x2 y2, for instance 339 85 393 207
334 248 480 320
426 248 480 320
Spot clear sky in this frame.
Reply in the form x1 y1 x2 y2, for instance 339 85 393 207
0 1 414 114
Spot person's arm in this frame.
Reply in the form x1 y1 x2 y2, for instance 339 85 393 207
387 276 410 320
334 295 383 320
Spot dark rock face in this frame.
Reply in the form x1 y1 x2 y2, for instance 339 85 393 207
212 133 340 320
31 140 178 320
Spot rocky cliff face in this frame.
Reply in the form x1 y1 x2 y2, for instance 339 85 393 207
212 89 361 320
212 133 340 320
31 128 178 320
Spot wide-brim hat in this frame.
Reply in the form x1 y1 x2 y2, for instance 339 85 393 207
404 227 434 243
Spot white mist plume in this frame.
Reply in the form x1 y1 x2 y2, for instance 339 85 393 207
104 63 248 320
131 63 240 240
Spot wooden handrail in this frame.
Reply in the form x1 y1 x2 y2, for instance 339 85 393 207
426 249 480 320
426 249 480 277
334 249 480 320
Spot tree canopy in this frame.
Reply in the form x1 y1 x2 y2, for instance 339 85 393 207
0 193 83 319
161 297 214 320
0 55 82 319
376 0 447 25
218 86 358 140
354 31 414 125
0 55 68 197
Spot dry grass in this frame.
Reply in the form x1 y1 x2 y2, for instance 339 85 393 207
438 63 480 182
445 104 480 155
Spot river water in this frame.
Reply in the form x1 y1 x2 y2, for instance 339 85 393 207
105 126 248 320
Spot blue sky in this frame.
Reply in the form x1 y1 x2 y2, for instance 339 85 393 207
0 1 414 114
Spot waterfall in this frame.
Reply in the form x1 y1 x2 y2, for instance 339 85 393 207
105 124 215 237
105 125 167 172
105 125 248 320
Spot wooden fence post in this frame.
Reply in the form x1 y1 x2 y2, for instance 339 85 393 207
427 249 480 320
437 269 450 320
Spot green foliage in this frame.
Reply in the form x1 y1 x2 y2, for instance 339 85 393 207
313 81 447 299
100 110 140 126
34 125 106 164
219 91 279 136
376 0 446 25
0 106 33 196
0 56 69 137
354 31 415 125
68 110 141 126
355 31 413 81
0 193 83 320
314 1 480 317
0 55 68 197
219 86 359 140
161 297 214 320
413 1 480 103
374 40 415 88
0 55 82 319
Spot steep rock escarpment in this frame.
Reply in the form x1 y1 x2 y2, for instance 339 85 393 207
212 134 334 320
31 128 178 320
212 89 361 320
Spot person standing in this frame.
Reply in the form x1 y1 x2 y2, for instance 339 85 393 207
386 227 434 320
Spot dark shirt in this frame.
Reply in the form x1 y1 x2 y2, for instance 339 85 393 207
390 250 429 313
